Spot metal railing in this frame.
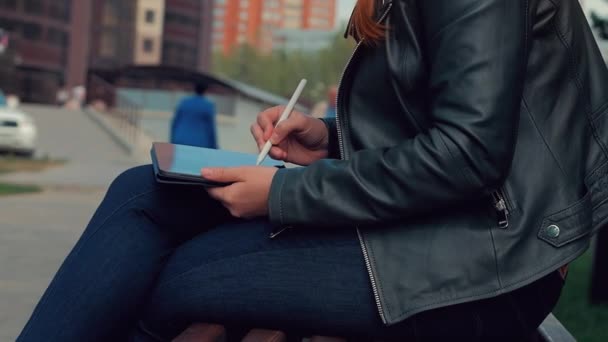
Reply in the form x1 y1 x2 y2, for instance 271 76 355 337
87 74 142 150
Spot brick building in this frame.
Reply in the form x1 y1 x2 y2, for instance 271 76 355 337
161 0 213 71
0 0 73 103
0 0 214 103
212 0 337 55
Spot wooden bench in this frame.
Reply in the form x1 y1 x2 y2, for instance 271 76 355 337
173 313 575 342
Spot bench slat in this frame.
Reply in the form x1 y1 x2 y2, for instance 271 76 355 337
172 323 226 342
242 329 287 342
537 313 576 342
176 312 575 342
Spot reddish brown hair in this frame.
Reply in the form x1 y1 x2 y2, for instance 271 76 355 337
350 0 385 43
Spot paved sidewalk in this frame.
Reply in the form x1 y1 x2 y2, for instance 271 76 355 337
0 104 142 341
0 190 104 342
0 105 142 190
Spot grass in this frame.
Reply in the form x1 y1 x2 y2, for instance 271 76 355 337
554 249 608 342
0 182 41 196
0 155 65 174
0 155 64 196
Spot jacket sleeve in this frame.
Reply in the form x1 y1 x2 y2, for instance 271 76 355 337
319 117 341 159
268 0 528 227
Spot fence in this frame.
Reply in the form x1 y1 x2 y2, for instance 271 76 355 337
87 74 142 150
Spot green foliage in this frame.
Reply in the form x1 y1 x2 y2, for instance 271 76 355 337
554 249 608 342
212 31 355 103
0 183 41 196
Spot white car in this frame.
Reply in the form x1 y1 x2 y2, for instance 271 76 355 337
0 107 37 157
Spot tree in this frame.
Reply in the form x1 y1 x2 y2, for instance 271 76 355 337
212 30 356 104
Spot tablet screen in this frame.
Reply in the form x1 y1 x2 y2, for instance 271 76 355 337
152 142 283 180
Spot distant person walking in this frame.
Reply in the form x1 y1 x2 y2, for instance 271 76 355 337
170 82 218 149
325 85 338 118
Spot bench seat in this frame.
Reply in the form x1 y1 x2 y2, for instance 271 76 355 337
172 313 575 342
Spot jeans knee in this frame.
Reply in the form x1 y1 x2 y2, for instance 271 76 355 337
108 165 155 198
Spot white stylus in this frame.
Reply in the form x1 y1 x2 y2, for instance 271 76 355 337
256 79 307 166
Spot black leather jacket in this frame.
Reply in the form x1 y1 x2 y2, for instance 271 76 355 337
268 0 608 325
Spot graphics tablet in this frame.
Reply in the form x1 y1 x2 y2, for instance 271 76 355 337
151 142 283 187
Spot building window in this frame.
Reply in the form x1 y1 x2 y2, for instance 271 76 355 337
102 3 118 26
162 42 197 67
47 28 68 47
143 38 154 53
0 0 17 10
23 0 43 15
145 9 155 24
165 11 199 27
48 1 71 22
0 16 19 31
100 31 117 57
22 23 42 40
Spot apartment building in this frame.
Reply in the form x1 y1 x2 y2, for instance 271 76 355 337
0 0 214 103
0 0 73 102
212 0 337 54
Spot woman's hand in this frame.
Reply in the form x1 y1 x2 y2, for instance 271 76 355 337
203 166 278 219
251 106 329 166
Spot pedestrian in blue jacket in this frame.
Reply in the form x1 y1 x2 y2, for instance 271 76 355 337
170 82 218 149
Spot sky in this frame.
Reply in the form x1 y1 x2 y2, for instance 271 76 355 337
337 0 357 24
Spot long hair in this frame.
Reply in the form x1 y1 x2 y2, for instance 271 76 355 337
350 0 385 43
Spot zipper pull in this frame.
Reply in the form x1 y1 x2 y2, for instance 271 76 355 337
269 225 292 239
492 191 510 229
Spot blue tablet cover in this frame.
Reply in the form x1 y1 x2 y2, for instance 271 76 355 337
151 142 283 186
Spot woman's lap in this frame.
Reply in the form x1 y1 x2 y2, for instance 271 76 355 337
19 165 393 341
18 165 561 341
138 215 562 341
18 165 234 341
138 219 394 340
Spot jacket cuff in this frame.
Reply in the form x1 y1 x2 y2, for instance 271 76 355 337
268 167 289 225
319 118 341 159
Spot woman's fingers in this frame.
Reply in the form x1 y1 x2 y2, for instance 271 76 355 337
250 123 265 150
271 114 305 145
269 146 287 160
257 107 283 140
252 122 287 160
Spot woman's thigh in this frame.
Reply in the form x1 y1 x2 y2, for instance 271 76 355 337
89 165 231 241
18 165 233 342
139 221 411 340
138 218 562 341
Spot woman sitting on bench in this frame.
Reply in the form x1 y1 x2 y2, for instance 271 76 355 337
17 0 608 340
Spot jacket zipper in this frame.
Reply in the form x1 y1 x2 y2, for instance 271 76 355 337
336 2 393 325
335 40 362 160
357 229 387 323
492 189 510 228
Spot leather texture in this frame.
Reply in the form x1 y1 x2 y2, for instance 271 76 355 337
268 0 608 325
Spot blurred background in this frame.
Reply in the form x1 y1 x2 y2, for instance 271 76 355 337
0 0 607 341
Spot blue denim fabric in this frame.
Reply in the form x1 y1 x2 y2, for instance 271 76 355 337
17 165 563 342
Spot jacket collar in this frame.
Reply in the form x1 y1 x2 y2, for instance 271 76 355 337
344 0 394 40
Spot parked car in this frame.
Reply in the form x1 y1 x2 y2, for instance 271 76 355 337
0 106 37 157
587 0 608 39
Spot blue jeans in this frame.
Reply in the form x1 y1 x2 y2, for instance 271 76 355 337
17 165 563 341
